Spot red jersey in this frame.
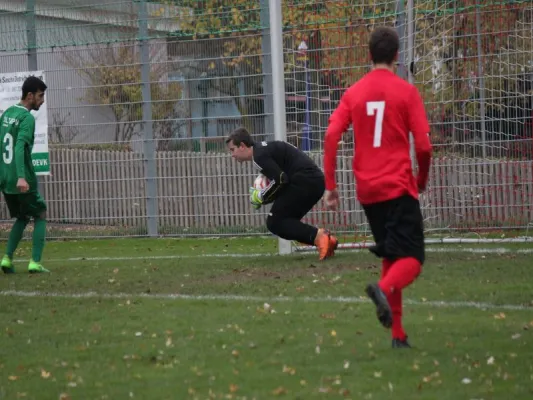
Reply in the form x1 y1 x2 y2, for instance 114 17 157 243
323 69 432 205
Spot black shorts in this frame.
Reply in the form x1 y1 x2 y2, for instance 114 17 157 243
363 194 425 264
269 172 325 220
3 191 47 220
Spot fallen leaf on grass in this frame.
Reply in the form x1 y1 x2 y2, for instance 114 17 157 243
422 372 440 384
282 365 296 375
494 313 506 320
41 369 51 379
8 375 18 381
320 314 336 320
229 384 238 393
59 394 71 400
272 386 287 395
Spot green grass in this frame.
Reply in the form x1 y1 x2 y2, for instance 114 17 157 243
0 238 532 399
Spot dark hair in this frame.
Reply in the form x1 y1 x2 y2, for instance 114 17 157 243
369 26 399 65
225 127 255 147
22 76 47 99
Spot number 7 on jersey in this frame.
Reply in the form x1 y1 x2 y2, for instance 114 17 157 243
366 101 385 148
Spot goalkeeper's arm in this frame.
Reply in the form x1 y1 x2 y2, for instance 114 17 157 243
254 154 289 204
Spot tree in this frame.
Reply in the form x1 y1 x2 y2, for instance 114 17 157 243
50 111 80 144
162 0 533 157
413 0 532 157
62 43 187 150
159 0 380 135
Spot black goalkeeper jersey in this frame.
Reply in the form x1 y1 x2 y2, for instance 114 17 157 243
252 140 324 203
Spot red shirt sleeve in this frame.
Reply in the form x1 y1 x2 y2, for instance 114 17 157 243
408 86 432 191
324 93 352 191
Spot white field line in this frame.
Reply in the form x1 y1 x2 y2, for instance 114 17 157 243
0 290 530 311
12 246 533 263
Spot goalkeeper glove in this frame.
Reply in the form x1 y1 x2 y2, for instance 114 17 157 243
249 187 263 209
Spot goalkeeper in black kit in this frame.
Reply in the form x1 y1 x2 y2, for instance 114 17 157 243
226 127 337 260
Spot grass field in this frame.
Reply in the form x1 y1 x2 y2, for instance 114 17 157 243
0 237 532 400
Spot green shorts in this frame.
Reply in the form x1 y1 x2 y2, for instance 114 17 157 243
3 191 47 219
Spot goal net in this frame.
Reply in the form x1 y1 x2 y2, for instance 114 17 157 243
287 0 533 252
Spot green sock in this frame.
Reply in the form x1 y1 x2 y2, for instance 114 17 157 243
31 217 47 263
6 219 28 259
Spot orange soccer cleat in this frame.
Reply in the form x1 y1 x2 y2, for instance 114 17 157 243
326 234 338 258
314 229 334 261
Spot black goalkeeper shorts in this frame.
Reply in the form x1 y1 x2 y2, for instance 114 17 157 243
269 172 325 220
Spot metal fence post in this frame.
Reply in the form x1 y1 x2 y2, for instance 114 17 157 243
260 0 274 141
138 0 159 237
26 0 37 71
269 0 292 255
475 0 487 158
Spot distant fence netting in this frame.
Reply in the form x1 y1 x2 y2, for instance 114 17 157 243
0 0 272 238
0 0 530 240
287 0 533 241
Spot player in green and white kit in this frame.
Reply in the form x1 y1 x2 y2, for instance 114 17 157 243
0 76 49 273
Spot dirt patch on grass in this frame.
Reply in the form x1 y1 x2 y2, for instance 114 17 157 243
193 262 380 286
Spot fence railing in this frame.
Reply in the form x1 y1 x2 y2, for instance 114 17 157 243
1 148 529 238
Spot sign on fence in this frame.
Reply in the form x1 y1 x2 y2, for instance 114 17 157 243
0 70 50 176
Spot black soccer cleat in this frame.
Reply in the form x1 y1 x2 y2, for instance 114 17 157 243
392 337 411 349
365 283 393 329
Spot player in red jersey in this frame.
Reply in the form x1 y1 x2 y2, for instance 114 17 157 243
322 26 432 348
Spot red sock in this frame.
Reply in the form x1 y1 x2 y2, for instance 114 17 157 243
378 257 421 296
380 259 406 339
389 289 406 340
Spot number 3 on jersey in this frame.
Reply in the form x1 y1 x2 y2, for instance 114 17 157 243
3 133 13 164
366 101 385 148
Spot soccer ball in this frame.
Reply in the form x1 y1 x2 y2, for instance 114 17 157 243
253 174 270 190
